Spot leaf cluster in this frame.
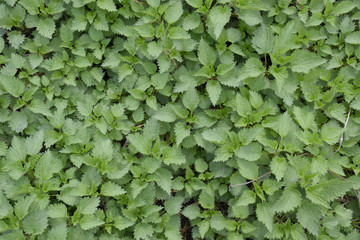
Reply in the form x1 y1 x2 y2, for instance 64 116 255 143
0 0 360 239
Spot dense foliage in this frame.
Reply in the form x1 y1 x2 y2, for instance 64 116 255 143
1 0 360 239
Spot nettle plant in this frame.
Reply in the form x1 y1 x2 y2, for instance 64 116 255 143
0 0 360 239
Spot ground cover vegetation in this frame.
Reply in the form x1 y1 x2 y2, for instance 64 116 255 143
0 0 360 239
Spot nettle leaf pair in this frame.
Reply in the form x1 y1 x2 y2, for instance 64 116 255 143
1 0 360 239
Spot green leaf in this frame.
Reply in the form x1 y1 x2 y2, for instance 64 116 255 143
236 190 256 206
320 121 343 145
28 99 53 117
199 190 214 209
235 93 252 117
162 146 186 165
47 223 67 240
202 127 228 144
25 130 44 156
305 179 354 208
256 202 275 232
270 157 288 181
168 27 190 39
147 41 163 58
101 181 126 196
77 197 100 215
37 18 56 38
345 31 360 44
182 88 199 112
334 1 356 15
14 195 34 220
153 168 172 194
214 144 233 162
174 122 191 146
210 212 227 231
290 224 307 240
208 5 232 39
164 1 183 24
243 57 265 78
97 0 116 12
249 91 263 109
165 196 184 215
34 151 63 181
251 25 274 54
182 13 201 30
130 179 149 198
182 204 201 220
198 38 216 67
216 63 235 76
185 0 202 8
92 139 113 162
263 113 294 138
134 223 154 240
274 21 300 55
46 204 68 218
198 219 210 239
296 200 325 235
290 50 327 73
153 105 178 122
236 143 262 161
0 74 25 97
274 187 302 213
0 192 12 219
114 215 134 231
22 210 48 236
293 106 315 130
7 31 25 49
237 160 259 179
79 214 104 230
127 133 152 155
60 24 73 42
9 111 27 133
206 80 222 106
118 64 133 82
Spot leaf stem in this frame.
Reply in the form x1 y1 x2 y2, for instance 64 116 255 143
228 171 272 191
264 54 267 69
324 107 351 158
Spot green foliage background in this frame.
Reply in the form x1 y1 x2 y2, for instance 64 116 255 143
0 0 360 239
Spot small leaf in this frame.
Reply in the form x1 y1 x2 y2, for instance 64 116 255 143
199 190 214 209
290 50 326 73
101 182 126 196
165 196 184 215
37 18 56 38
206 80 222 106
182 88 199 112
174 122 191 146
320 121 343 145
198 38 216 67
296 200 325 236
164 1 183 24
345 31 360 44
22 210 48 236
236 143 262 161
256 202 275 232
270 157 288 181
77 197 100 215
182 204 200 220
251 25 274 54
208 5 231 39
97 0 116 12
134 223 154 240
293 106 315 130
162 147 186 165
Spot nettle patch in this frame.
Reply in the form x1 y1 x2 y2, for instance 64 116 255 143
0 0 360 239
